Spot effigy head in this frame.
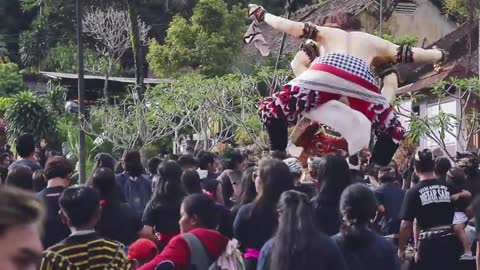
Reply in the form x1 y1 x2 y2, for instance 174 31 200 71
291 120 348 166
315 12 362 31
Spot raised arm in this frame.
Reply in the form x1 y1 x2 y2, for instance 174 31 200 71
372 35 446 65
248 4 338 42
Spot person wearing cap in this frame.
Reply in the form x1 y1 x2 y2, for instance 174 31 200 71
37 156 73 249
128 238 159 269
398 149 468 269
284 157 315 198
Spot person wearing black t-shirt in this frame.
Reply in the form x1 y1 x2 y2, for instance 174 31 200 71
398 149 465 269
37 156 73 249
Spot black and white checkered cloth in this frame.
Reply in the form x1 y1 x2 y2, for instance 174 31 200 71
313 53 379 87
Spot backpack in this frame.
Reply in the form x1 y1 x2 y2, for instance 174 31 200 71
183 233 245 270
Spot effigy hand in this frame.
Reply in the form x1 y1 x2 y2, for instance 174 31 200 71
248 4 266 24
300 39 319 62
432 46 448 72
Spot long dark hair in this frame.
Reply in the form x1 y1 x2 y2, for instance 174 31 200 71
316 154 352 207
90 168 118 202
339 183 377 249
151 160 186 209
269 190 327 270
252 159 294 231
238 167 257 206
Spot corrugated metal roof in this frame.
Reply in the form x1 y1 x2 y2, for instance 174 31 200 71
40 71 171 84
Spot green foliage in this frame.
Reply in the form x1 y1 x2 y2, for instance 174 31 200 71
252 65 292 96
19 17 49 69
45 42 120 75
442 0 469 21
62 128 96 182
0 63 25 95
56 113 77 143
400 77 480 159
149 73 264 149
375 31 418 46
45 83 66 116
0 97 14 117
4 91 58 144
147 0 246 77
251 0 313 14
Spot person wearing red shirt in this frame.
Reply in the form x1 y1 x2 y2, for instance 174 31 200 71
139 194 228 270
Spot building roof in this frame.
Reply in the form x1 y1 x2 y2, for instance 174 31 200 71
397 21 478 87
40 71 171 85
398 64 470 94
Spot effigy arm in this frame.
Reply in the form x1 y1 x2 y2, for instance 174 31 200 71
248 4 337 42
373 36 447 67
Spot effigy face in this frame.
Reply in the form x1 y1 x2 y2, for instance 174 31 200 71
290 118 348 166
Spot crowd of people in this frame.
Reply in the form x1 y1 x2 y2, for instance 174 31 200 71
1 132 480 270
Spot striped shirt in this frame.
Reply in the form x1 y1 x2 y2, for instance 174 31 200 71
39 232 131 270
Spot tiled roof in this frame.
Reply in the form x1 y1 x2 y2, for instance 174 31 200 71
398 64 471 94
398 21 478 85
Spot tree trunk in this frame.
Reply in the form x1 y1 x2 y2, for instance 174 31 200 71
103 70 110 101
126 0 145 97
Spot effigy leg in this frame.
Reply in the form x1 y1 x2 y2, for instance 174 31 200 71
259 84 340 153
369 106 405 166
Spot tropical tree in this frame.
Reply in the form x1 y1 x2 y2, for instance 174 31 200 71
395 78 480 160
147 0 246 77
149 73 264 151
0 97 14 118
45 41 120 75
83 7 150 99
81 88 186 155
4 91 58 144
0 62 25 96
